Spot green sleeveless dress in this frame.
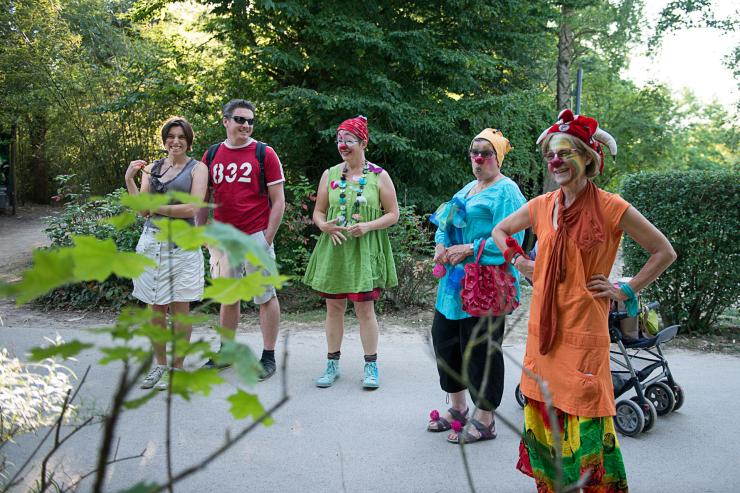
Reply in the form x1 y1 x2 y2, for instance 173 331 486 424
303 163 398 294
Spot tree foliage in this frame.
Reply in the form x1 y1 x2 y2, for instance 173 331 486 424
2 0 736 209
200 0 556 207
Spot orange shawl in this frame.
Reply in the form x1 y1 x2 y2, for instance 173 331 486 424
538 180 605 354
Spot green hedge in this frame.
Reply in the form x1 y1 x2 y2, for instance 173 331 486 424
621 170 740 334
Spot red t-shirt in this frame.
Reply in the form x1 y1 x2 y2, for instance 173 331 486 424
203 140 285 234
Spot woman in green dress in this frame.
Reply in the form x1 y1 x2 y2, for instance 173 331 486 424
303 115 399 389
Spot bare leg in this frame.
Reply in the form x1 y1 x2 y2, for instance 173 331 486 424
325 298 347 353
353 300 378 356
259 296 280 351
428 390 469 431
151 304 168 365
219 302 239 341
444 392 472 439
169 301 192 369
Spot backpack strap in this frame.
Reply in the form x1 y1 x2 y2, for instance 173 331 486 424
255 141 267 196
205 143 221 168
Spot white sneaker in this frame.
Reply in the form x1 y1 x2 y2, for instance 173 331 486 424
155 368 178 391
141 365 167 389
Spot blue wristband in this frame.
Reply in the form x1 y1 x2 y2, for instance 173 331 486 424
619 282 639 317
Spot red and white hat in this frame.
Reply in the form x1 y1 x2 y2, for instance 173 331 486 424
536 109 617 173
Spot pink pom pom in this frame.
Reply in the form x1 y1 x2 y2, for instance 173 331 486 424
330 180 338 190
430 409 440 421
451 420 463 433
433 263 446 279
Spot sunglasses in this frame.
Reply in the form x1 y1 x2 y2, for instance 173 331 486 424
138 150 173 178
469 150 495 158
228 115 255 125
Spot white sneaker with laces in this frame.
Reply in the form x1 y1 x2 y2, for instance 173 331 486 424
155 368 177 391
141 364 167 389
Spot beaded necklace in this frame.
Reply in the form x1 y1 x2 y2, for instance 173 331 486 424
336 160 369 226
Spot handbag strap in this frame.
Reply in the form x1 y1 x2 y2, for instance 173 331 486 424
475 239 486 264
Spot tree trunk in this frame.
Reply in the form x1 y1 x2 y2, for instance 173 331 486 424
28 114 49 203
557 4 574 112
544 4 575 193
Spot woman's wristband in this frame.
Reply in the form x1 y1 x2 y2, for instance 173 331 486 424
618 281 639 317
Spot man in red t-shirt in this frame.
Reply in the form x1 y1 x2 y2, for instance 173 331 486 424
197 99 285 380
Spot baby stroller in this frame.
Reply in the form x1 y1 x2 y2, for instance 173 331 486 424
608 301 684 436
514 301 685 437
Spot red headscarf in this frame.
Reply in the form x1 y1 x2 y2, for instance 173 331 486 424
337 115 369 142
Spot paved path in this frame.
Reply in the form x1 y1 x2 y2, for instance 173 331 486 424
2 320 739 492
0 205 52 282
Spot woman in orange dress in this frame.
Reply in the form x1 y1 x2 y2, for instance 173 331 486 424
492 110 676 492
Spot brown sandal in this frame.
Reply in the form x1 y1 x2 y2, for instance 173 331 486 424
427 407 469 432
447 418 496 444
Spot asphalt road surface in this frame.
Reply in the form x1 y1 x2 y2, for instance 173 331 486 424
2 320 739 493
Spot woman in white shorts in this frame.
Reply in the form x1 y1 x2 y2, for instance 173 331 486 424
124 116 209 390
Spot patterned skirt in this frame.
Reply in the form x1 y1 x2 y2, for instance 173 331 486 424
517 398 629 493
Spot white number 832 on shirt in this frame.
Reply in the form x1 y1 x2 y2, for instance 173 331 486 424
212 162 252 184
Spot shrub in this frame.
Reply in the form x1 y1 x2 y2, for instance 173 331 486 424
0 341 76 443
274 175 316 277
40 176 143 310
383 205 436 309
621 170 740 334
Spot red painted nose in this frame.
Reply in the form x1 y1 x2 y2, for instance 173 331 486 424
339 144 349 152
474 156 485 165
548 156 564 172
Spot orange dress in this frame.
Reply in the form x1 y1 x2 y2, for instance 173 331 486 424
520 189 630 417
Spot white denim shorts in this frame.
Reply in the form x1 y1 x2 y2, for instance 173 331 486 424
208 230 277 305
132 227 204 305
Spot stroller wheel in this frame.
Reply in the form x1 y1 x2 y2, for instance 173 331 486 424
630 397 658 432
514 384 527 409
669 381 685 411
615 399 644 437
646 382 676 415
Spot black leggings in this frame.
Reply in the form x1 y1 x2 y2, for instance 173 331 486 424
431 310 505 411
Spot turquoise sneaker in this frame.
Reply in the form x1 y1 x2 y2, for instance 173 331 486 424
315 359 340 388
362 362 379 389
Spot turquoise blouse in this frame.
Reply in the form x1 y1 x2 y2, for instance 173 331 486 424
432 177 526 320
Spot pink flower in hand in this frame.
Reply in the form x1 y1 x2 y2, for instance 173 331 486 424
433 263 446 279
430 409 440 421
451 420 463 433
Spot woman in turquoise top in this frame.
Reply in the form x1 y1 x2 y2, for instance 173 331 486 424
427 129 526 444
303 115 399 390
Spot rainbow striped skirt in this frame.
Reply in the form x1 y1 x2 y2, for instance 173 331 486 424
517 399 629 493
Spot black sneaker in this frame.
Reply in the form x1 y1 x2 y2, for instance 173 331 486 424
201 354 231 370
258 358 276 381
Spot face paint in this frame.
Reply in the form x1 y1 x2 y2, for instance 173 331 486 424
546 134 588 185
474 155 485 165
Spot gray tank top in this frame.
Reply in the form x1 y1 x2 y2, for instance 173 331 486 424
144 158 198 229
